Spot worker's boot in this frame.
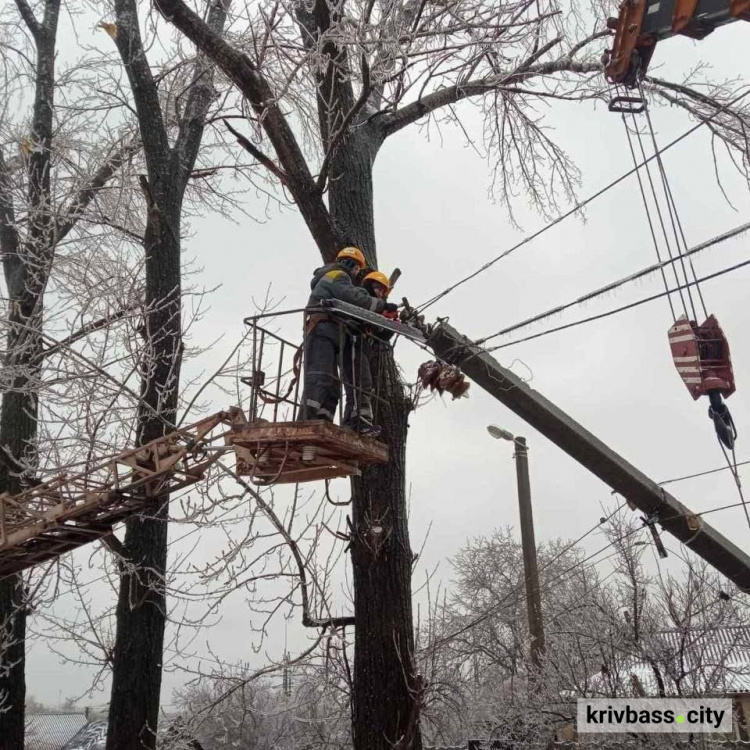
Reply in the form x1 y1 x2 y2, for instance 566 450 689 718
348 416 381 439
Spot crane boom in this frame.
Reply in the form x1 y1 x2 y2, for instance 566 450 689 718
0 412 237 578
605 0 749 87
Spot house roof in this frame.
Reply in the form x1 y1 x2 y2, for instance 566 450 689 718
655 626 750 665
58 716 198 750
59 718 108 750
25 713 89 750
589 626 750 696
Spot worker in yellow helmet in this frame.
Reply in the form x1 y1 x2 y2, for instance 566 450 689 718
301 246 397 436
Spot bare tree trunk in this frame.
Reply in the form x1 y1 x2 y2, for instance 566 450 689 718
0 1 60 743
106 189 182 750
138 3 422 744
329 132 423 750
105 2 227 747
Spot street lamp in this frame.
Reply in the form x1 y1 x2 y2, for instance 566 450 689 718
487 424 546 669
487 424 515 442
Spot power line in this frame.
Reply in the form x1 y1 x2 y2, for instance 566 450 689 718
658 459 750 486
416 86 750 314
474 219 750 346
485 254 750 351
422 482 750 655
419 504 636 654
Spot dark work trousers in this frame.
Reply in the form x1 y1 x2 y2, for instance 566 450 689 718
301 320 373 424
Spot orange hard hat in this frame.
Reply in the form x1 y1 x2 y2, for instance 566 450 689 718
363 270 390 293
336 246 366 269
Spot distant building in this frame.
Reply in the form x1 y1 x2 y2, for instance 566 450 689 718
54 715 203 750
25 713 89 750
588 625 750 697
58 718 107 750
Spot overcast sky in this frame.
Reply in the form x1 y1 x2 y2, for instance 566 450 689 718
21 14 750 712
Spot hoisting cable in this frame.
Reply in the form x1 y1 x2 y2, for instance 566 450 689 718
630 82 741 493
619 109 678 320
631 101 697 320
716 434 750 534
618 87 688 321
414 86 750 314
638 79 709 321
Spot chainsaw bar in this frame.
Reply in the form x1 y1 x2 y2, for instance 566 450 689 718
320 300 427 344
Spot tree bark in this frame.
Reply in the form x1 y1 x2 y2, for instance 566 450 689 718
350 355 421 750
0 2 60 744
328 129 423 750
139 3 422 744
105 2 227 747
105 185 182 750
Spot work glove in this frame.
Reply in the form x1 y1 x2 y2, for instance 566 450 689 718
383 309 398 320
384 302 398 314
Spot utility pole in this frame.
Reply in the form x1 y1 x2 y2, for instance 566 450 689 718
488 427 546 668
428 321 750 592
514 436 546 668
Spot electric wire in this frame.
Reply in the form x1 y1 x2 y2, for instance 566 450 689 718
419 503 635 654
415 86 750 314
658 459 750 486
484 254 750 351
423 477 750 655
472 218 750 346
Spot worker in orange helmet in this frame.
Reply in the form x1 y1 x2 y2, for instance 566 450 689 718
361 271 393 310
301 246 397 436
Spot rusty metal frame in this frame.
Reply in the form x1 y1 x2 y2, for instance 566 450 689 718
673 0 700 32
230 419 388 485
0 412 235 578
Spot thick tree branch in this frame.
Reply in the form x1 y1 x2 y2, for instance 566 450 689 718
112 0 170 172
223 120 288 184
173 0 229 182
380 41 600 138
567 29 611 60
0 152 21 280
39 306 138 361
153 0 339 257
13 0 41 39
295 0 356 150
317 55 371 193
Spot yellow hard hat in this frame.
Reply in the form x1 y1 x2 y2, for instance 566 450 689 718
336 246 366 269
363 271 390 293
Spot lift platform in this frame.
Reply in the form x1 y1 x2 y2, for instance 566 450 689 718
0 305 408 576
0 412 234 578
232 304 404 483
230 419 388 484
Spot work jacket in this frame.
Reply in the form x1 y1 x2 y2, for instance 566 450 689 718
307 262 386 314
